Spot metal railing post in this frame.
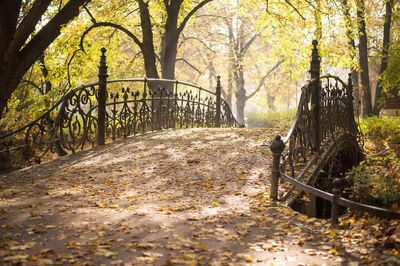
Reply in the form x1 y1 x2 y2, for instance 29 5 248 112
331 178 341 226
310 40 321 152
215 76 221 127
97 48 108 146
269 135 285 200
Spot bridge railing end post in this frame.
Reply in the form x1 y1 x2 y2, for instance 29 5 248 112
310 39 321 152
97 47 108 146
331 178 341 227
215 76 221 127
270 135 285 200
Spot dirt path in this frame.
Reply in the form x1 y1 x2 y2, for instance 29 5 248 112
0 128 398 265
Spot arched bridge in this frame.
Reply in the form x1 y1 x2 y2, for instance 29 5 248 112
269 40 400 223
0 48 241 170
1 41 399 222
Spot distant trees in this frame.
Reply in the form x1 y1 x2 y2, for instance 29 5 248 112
349 0 395 117
1 0 399 129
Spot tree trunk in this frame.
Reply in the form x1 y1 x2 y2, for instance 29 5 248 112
267 92 276 111
0 0 89 118
227 71 233 108
234 66 246 124
342 0 360 114
138 0 159 80
235 89 246 125
0 70 20 119
161 2 180 80
38 54 52 95
373 0 392 115
357 0 373 117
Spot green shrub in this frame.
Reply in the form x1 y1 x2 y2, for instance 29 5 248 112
246 109 296 129
348 151 400 208
360 116 400 145
347 116 400 209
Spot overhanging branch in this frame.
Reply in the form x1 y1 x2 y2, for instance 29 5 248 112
284 0 305 20
246 59 284 100
176 58 202 75
178 0 213 34
79 22 143 52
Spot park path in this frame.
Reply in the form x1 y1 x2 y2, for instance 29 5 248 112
0 128 398 265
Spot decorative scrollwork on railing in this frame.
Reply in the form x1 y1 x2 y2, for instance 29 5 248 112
0 76 241 172
320 75 357 140
282 74 358 178
56 85 99 153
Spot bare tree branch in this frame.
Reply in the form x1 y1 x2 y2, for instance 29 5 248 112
177 0 213 34
246 59 284 100
180 35 216 53
242 32 260 54
304 0 328 14
9 0 52 54
284 0 305 20
176 58 202 75
66 48 84 88
19 0 90 70
83 5 96 23
79 22 143 52
20 79 44 95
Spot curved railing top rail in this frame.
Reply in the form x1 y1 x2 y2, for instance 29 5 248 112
283 79 311 144
0 78 225 140
283 74 351 145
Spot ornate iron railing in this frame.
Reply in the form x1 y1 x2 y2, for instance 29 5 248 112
0 49 241 171
282 74 357 178
270 40 400 224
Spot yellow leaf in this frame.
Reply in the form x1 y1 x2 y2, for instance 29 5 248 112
212 201 219 207
393 249 400 258
198 243 206 249
328 230 337 238
245 256 253 262
374 229 383 237
330 248 338 255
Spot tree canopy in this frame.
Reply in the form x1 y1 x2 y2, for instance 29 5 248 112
1 0 399 131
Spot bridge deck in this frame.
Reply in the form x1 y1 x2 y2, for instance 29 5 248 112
0 128 395 265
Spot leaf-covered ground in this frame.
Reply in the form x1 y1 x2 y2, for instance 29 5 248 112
0 128 399 265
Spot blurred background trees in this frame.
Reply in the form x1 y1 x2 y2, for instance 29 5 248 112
1 0 399 131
